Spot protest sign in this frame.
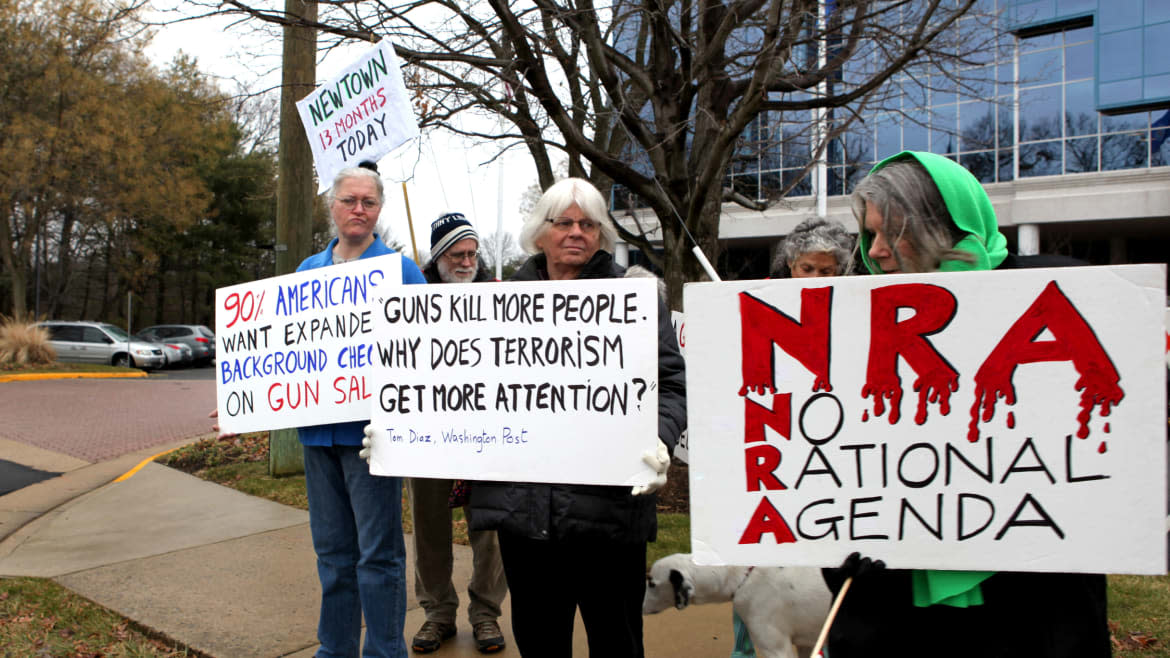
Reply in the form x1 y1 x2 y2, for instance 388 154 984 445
296 40 419 193
366 278 661 486
684 265 1167 574
214 255 403 434
670 310 689 463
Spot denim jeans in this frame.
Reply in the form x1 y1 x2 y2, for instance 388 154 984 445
304 444 406 658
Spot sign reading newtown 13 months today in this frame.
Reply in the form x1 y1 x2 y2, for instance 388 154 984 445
684 265 1167 575
295 39 419 194
214 255 403 434
366 278 661 487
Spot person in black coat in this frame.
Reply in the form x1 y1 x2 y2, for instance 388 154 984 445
468 177 687 658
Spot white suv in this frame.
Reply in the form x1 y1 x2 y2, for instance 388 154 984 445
38 321 166 370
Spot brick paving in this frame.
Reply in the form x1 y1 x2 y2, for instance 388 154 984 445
0 378 216 463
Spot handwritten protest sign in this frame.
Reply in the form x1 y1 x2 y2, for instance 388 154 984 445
214 255 403 434
296 40 419 194
684 265 1167 574
366 278 661 486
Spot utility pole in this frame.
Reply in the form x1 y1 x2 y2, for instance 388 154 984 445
270 0 317 477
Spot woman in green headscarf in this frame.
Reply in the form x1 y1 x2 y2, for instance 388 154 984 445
821 151 1109 657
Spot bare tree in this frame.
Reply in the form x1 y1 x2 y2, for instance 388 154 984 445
174 0 996 305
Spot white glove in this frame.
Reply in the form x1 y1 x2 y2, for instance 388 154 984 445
359 424 375 463
631 438 670 496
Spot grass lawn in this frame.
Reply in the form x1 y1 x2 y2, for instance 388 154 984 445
0 361 140 374
0 577 194 656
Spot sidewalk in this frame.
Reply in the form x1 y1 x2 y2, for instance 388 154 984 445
0 442 736 657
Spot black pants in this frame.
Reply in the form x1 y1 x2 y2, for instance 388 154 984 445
498 531 646 658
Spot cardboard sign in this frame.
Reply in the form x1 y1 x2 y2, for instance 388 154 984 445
296 40 419 193
684 265 1167 574
214 255 403 433
366 278 661 486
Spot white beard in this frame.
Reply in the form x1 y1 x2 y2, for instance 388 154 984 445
437 258 476 283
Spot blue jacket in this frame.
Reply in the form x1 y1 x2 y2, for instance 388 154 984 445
295 235 426 446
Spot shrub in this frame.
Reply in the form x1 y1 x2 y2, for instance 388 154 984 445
0 317 56 366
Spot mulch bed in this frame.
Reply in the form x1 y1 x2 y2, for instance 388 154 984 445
656 460 690 514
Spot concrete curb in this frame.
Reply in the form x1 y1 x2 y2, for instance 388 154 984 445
0 371 148 383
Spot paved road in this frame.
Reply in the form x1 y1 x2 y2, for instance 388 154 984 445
0 377 216 463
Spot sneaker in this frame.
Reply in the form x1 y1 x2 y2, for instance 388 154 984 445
473 620 506 654
411 620 456 654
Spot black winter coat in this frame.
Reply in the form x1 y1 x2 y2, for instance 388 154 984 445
824 252 1110 657
468 250 687 543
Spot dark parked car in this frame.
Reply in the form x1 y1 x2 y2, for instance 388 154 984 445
137 325 216 365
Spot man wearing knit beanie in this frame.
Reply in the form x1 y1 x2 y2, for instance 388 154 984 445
422 212 492 285
411 212 506 654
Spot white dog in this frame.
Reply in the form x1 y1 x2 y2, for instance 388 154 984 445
643 553 831 658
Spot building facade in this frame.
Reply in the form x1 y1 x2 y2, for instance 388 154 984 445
613 0 1170 281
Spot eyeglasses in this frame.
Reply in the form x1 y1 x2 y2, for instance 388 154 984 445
444 249 478 262
335 196 381 210
546 217 599 233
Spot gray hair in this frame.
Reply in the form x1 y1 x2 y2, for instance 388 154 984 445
772 217 855 277
851 157 973 273
326 165 386 237
519 178 618 255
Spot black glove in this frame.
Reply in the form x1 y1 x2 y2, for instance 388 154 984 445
822 551 886 594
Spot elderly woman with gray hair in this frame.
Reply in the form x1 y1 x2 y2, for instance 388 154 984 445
468 177 687 658
771 216 855 278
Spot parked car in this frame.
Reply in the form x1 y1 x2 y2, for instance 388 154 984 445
134 333 193 368
38 321 166 370
137 324 216 365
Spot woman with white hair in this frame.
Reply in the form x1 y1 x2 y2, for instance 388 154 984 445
771 216 855 278
468 178 687 657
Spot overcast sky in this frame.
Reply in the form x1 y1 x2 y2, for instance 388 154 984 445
144 8 539 263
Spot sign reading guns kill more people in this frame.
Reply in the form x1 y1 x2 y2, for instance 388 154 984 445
366 278 661 487
684 265 1167 575
214 255 403 434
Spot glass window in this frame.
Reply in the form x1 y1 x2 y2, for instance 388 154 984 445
782 169 811 197
931 104 958 154
905 109 930 151
998 150 1015 182
1146 23 1170 76
826 167 845 196
1019 30 1059 53
1020 86 1061 140
843 163 870 194
842 123 874 164
960 101 996 150
1098 1 1144 33
967 66 996 99
875 114 901 158
1064 81 1097 136
1013 1 1055 25
960 151 997 183
1152 127 1169 166
1148 0 1170 23
1064 26 1093 44
1146 74 1170 100
1020 141 1063 176
1102 110 1148 133
1102 132 1149 170
82 327 110 344
731 173 759 201
1065 137 1099 172
1065 43 1093 80
1019 48 1062 86
760 171 784 200
933 73 959 106
1099 79 1144 106
998 103 1015 147
1056 0 1095 16
1099 29 1144 82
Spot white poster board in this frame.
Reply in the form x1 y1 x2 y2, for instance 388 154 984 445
670 310 689 463
366 278 661 486
296 40 419 193
684 265 1167 574
214 255 403 434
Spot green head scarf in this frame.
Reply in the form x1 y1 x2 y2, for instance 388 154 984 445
857 151 1008 275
